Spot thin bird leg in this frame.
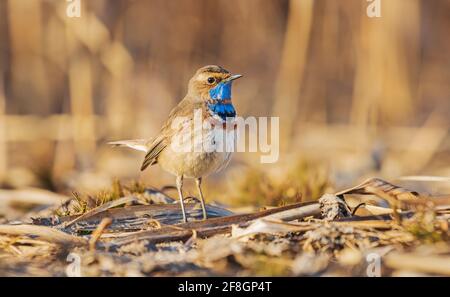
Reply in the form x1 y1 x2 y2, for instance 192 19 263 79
176 176 187 223
195 178 208 220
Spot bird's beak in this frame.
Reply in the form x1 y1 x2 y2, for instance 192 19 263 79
226 74 243 82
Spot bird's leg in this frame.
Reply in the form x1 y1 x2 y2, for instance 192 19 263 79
195 178 208 220
176 175 187 223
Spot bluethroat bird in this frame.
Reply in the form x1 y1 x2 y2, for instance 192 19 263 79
110 65 242 223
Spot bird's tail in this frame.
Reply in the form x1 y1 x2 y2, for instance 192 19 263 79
108 139 148 152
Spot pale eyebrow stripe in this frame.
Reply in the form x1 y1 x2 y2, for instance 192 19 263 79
196 72 230 82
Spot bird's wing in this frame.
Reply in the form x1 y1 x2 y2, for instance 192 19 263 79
140 135 167 170
140 99 203 171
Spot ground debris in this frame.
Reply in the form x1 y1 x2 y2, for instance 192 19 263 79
319 194 352 220
0 178 449 276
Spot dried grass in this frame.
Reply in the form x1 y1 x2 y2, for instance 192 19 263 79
0 178 448 276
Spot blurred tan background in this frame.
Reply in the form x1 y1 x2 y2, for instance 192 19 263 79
0 0 449 205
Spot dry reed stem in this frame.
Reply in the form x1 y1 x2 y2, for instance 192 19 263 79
0 224 87 246
64 196 138 228
89 217 112 251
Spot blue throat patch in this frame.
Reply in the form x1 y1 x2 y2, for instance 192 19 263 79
208 81 236 120
209 81 232 100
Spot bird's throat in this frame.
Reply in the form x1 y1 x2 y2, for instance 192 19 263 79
209 81 232 100
208 80 236 120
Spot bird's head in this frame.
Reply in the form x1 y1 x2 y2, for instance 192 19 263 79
188 65 242 103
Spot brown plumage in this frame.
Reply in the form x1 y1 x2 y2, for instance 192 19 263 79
110 65 242 223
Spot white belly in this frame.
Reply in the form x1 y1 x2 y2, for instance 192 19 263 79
158 125 236 178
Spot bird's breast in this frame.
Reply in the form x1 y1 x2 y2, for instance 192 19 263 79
158 119 236 178
207 102 236 121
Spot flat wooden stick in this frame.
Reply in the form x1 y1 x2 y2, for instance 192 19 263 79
110 202 320 246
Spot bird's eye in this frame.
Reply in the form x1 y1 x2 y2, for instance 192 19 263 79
207 77 216 84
